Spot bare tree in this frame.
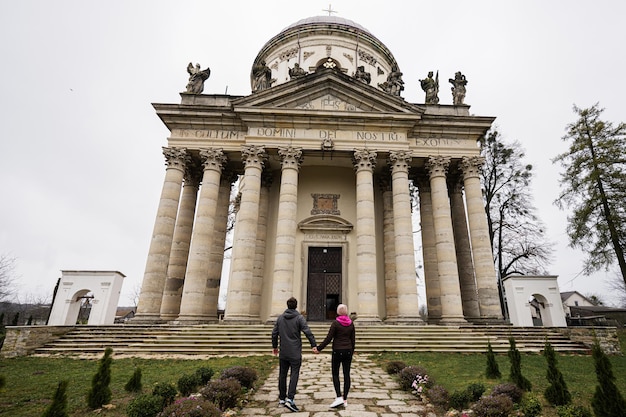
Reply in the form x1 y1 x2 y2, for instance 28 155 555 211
0 254 17 302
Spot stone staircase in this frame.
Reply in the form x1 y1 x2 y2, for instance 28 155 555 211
31 324 590 357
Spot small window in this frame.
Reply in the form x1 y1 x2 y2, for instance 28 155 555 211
574 301 579 306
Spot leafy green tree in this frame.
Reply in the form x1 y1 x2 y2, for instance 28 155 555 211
591 341 626 416
42 380 69 417
87 347 113 409
485 340 501 379
507 337 531 391
543 341 571 406
553 104 626 287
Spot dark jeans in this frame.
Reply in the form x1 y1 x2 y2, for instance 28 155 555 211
331 349 353 399
278 357 302 400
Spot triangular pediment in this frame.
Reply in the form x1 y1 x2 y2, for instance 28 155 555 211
233 68 424 116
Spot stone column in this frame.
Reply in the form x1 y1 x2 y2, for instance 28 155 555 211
250 171 272 320
159 160 201 320
353 149 381 323
135 147 187 321
426 156 465 323
268 147 303 321
449 179 481 319
461 156 503 321
178 148 227 323
416 175 441 321
204 171 236 319
388 151 421 322
223 145 267 323
380 174 398 320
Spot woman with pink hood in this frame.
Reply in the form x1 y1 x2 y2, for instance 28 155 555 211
314 304 356 408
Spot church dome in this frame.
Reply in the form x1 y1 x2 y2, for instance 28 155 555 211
250 15 400 93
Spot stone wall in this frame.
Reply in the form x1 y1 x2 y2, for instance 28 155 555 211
557 326 622 355
0 326 74 358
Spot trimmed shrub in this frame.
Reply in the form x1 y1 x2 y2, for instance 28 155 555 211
125 367 143 393
556 404 593 417
152 382 177 408
507 338 531 391
448 389 471 410
425 384 449 410
544 341 571 406
127 394 164 417
520 394 542 417
200 378 242 410
466 382 486 401
178 373 202 397
397 365 431 391
195 367 214 385
472 394 514 417
491 382 523 404
158 397 222 417
591 340 626 417
485 340 501 379
384 360 407 375
86 347 113 409
220 366 257 389
42 380 69 417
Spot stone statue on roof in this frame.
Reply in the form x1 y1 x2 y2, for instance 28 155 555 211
185 63 211 94
354 65 371 85
288 63 308 79
420 70 439 104
449 71 468 105
251 60 275 92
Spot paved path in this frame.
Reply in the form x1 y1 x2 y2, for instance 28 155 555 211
240 353 438 417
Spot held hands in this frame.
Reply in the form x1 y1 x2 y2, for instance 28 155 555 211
272 348 278 356
312 346 319 354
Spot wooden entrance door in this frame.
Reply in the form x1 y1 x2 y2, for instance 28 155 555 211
306 247 342 321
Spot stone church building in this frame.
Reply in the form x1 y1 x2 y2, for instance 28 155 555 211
134 15 503 325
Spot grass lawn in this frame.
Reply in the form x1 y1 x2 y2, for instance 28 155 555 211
0 354 275 417
372 329 626 416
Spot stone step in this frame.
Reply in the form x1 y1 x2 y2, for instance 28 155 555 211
31 324 590 357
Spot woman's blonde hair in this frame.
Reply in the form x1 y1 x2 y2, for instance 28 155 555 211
337 304 348 316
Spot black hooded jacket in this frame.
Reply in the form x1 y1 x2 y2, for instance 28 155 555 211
271 308 317 360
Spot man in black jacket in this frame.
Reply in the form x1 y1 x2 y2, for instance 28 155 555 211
272 297 317 412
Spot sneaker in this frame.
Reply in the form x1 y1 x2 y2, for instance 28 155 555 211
329 397 344 408
278 399 285 407
285 399 299 412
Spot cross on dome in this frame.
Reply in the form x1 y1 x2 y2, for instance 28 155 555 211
323 4 338 16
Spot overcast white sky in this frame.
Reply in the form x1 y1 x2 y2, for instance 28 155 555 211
1 1 625 307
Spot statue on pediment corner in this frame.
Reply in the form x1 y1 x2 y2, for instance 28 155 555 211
420 70 439 104
354 65 371 85
251 60 275 92
185 63 211 94
288 63 308 79
449 71 468 105
378 65 404 96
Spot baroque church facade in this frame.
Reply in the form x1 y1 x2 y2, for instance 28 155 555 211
134 15 503 325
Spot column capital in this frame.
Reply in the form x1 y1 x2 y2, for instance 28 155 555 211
199 148 227 173
241 145 267 169
353 149 377 172
460 156 485 180
388 150 412 174
162 147 187 170
278 146 303 170
425 155 451 179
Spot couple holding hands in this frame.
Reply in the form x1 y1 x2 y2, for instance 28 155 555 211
271 297 355 411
